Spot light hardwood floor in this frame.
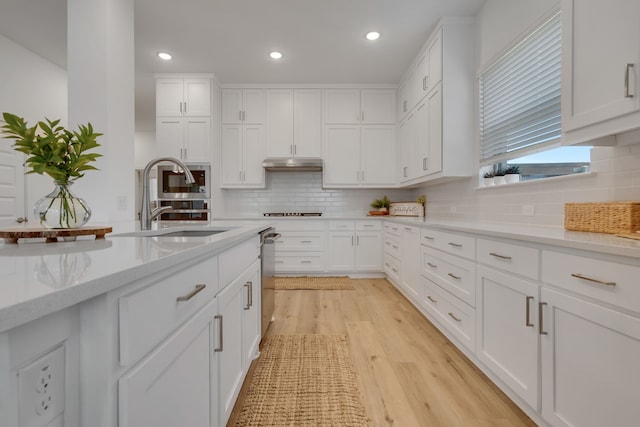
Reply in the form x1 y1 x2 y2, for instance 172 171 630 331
228 278 536 426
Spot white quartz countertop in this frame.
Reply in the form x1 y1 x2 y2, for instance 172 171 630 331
0 220 273 333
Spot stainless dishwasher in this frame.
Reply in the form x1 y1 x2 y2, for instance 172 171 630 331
259 227 279 338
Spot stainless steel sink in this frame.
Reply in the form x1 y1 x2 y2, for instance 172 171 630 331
112 227 236 237
158 230 226 237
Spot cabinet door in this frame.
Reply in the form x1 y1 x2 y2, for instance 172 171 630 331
355 232 382 271
426 84 442 174
427 29 442 91
293 89 322 158
242 124 265 186
361 125 396 185
221 125 243 185
323 89 360 124
183 79 211 117
118 299 215 427
215 279 245 427
562 0 640 132
323 125 360 185
540 288 640 427
327 232 356 271
156 118 184 159
398 113 415 182
222 89 243 124
184 118 211 162
265 89 294 158
242 89 265 124
361 89 396 124
156 79 184 117
241 261 261 373
400 226 421 299
476 266 539 409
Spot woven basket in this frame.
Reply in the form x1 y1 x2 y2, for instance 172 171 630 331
564 202 640 234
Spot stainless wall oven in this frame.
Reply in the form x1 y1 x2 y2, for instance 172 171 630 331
157 163 210 220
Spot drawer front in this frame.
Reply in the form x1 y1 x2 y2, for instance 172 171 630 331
275 252 325 272
477 238 539 280
219 236 260 288
422 277 475 351
328 220 355 231
356 220 382 231
421 228 476 260
275 231 324 251
383 234 402 259
542 250 640 313
383 221 402 237
421 246 476 307
272 220 325 231
119 256 218 367
384 253 401 285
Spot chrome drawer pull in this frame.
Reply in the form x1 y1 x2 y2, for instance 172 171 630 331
489 252 512 260
391 267 398 273
448 312 462 322
427 296 437 303
301 260 312 264
427 262 437 268
423 236 435 240
525 296 534 327
176 284 206 302
448 242 462 248
447 273 461 280
625 63 635 98
539 302 548 335
392 245 398 249
300 240 313 243
571 273 616 287
214 315 223 352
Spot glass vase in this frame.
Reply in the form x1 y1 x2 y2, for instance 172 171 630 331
34 181 91 229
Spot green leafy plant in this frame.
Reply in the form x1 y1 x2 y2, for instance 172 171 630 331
1 112 102 184
370 195 391 209
503 164 520 175
417 195 426 205
483 170 495 179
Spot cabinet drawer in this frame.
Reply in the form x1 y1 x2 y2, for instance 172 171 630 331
119 256 218 367
477 238 539 280
275 231 324 251
328 220 354 230
542 250 640 314
275 252 324 272
384 253 401 284
272 220 325 231
356 220 382 231
383 221 402 237
383 234 402 259
422 277 475 351
219 236 260 288
421 246 476 307
421 228 476 260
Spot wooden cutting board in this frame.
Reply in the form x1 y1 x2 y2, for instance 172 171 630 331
0 226 112 244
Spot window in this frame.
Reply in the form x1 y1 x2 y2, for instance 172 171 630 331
479 11 585 181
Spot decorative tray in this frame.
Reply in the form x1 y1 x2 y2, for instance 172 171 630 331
0 226 112 244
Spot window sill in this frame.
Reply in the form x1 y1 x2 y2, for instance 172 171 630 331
475 171 597 190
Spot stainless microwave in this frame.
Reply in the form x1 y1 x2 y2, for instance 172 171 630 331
157 163 211 200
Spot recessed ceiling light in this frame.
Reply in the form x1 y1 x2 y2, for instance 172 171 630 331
269 51 283 60
157 52 172 60
365 31 380 41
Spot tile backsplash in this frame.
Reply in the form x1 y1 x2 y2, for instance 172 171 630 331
222 171 415 216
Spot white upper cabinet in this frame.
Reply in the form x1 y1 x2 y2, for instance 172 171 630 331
265 89 322 158
415 28 442 103
324 89 395 124
156 78 211 117
222 89 264 124
562 0 640 144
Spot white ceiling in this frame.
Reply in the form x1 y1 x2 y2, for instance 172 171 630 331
0 0 486 131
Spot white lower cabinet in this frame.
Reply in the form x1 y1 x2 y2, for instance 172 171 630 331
400 225 421 300
118 299 216 427
273 220 326 273
540 287 640 427
476 265 540 410
241 260 261 373
327 221 382 272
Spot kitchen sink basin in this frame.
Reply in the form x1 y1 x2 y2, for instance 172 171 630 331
157 230 226 237
112 227 236 237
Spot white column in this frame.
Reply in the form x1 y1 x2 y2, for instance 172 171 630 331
67 0 135 224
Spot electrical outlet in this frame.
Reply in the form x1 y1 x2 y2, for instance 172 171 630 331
18 345 65 427
117 196 128 211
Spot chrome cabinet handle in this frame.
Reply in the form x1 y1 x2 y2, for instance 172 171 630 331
290 145 293 155
184 102 187 114
351 236 354 246
448 242 462 248
239 111 242 121
423 235 434 240
423 76 427 91
447 273 461 280
301 260 312 264
357 236 360 245
214 315 223 352
427 296 437 303
489 252 512 260
539 302 548 335
525 296 534 327
391 267 398 273
244 283 251 310
625 63 635 98
427 262 437 268
300 240 312 243
448 312 462 322
16 217 28 223
392 245 398 249
294 145 297 155
248 281 253 307
403 100 407 113
176 284 206 302
571 273 616 287
423 157 428 170
403 166 408 177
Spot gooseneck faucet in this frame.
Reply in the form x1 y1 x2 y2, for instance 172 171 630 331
141 157 195 230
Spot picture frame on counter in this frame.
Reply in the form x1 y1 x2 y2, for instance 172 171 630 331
389 202 425 217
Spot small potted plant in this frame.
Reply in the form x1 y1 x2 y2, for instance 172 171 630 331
494 170 506 185
504 164 521 183
370 195 391 214
483 170 495 186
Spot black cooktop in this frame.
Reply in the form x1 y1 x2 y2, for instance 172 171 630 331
263 212 323 217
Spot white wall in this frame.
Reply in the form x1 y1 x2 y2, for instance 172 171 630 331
414 0 640 228
0 34 68 217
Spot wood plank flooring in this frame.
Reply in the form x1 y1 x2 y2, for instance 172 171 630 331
228 278 536 426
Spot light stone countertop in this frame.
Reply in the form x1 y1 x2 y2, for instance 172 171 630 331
0 220 273 333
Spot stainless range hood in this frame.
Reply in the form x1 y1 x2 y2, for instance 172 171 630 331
262 158 323 171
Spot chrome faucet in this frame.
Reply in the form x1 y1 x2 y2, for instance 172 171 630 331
141 157 195 230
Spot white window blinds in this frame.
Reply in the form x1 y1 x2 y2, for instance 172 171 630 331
479 11 561 164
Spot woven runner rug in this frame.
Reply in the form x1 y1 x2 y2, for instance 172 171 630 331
274 276 354 290
234 334 369 426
